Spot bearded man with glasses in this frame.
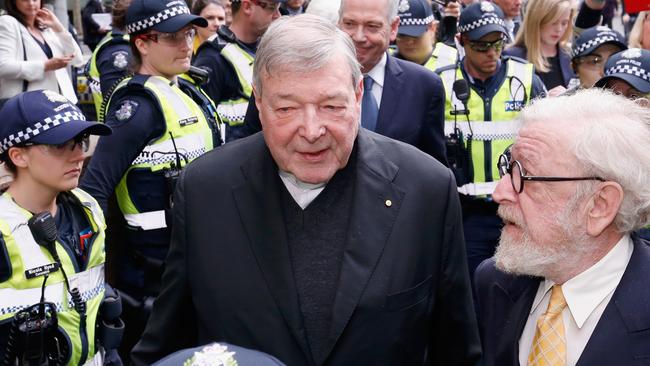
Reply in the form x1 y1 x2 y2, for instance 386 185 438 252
475 88 650 366
434 1 547 281
193 0 285 142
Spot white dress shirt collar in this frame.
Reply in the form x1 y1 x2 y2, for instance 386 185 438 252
529 234 634 328
366 52 387 89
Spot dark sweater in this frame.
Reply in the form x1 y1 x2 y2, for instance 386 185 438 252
280 148 357 365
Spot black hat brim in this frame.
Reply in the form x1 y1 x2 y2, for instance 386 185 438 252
595 74 650 94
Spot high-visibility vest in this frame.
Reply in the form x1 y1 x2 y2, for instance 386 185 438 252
108 75 215 231
423 43 458 72
438 58 534 196
216 42 254 129
0 189 106 365
87 31 130 119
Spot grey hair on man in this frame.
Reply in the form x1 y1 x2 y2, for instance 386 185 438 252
520 88 650 232
338 0 399 23
252 14 362 97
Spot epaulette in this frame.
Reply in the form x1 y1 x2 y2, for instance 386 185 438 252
434 63 457 75
502 55 530 64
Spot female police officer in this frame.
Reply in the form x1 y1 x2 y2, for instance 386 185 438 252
79 0 221 356
0 90 112 365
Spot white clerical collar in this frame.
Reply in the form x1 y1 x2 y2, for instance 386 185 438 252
278 170 326 209
530 234 633 328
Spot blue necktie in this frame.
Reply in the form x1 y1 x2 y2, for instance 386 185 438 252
361 76 378 131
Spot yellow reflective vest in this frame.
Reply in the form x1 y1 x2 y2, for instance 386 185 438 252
0 189 106 365
87 31 130 120
109 75 215 231
438 58 534 196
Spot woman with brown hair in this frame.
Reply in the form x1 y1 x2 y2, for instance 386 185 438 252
0 0 84 104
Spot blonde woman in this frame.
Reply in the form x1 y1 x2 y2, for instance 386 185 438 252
504 0 575 94
628 11 649 50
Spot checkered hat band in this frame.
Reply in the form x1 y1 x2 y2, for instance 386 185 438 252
0 111 86 154
572 35 619 58
400 15 435 26
126 5 190 33
458 17 505 34
605 64 650 82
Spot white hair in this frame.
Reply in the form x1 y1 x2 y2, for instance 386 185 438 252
253 14 361 96
339 0 399 23
519 88 650 233
305 0 341 24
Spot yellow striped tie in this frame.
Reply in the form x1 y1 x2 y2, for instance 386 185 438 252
527 285 567 366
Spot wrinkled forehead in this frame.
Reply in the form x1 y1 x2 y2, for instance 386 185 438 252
512 121 578 171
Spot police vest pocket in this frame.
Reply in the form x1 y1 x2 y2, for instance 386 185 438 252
384 275 433 312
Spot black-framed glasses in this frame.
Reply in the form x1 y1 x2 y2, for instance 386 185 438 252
250 0 280 12
468 38 506 53
497 152 605 194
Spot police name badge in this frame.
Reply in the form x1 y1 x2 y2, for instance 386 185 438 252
116 100 138 121
179 116 199 126
25 262 59 279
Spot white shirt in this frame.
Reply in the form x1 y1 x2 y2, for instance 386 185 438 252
365 52 387 109
279 171 326 209
518 235 634 366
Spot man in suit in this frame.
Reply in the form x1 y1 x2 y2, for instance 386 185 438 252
241 0 448 166
475 88 650 366
132 14 480 366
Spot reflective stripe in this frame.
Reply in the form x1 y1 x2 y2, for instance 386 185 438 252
443 120 521 141
147 77 196 122
221 43 253 87
133 133 206 166
0 195 50 270
124 210 167 230
457 182 498 196
0 265 104 316
216 102 248 124
439 68 466 113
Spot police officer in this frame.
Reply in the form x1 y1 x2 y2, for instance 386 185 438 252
565 25 626 94
0 90 114 365
596 47 650 241
193 0 285 142
87 0 132 122
595 48 650 103
435 1 546 279
394 0 459 71
79 0 221 357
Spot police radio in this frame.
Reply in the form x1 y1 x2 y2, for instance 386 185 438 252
164 132 188 210
446 79 474 186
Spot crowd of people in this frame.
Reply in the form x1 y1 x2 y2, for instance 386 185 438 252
0 0 648 365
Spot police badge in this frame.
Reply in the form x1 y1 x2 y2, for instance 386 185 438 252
622 48 642 59
398 0 410 13
112 51 129 69
481 1 495 12
115 100 138 121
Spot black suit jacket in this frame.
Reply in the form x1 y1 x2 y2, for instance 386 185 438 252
474 236 650 366
132 130 480 365
241 54 448 166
